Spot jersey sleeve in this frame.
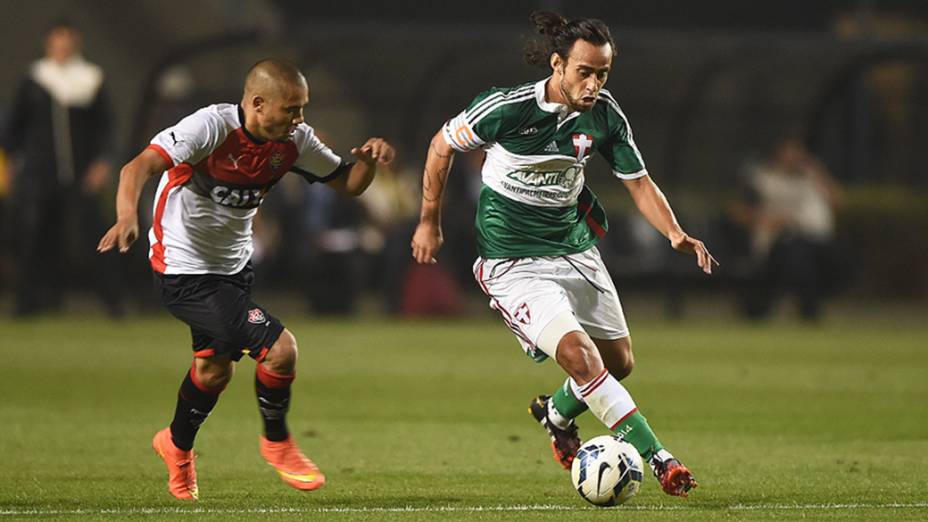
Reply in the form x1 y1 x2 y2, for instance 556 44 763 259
290 124 343 182
597 92 648 180
148 106 226 167
442 88 511 152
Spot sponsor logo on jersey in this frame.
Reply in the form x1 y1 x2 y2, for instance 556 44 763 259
519 127 538 136
505 165 582 189
247 308 267 324
269 152 285 172
210 185 266 208
514 302 531 325
572 133 593 160
544 141 559 153
227 153 246 170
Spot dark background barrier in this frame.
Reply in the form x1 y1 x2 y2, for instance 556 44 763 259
1 0 925 319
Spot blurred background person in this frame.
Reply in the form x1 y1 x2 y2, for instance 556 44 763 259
729 136 847 321
0 19 123 317
357 161 419 314
396 151 481 317
252 132 380 317
302 181 371 315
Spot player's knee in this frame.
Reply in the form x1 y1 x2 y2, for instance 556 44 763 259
555 332 603 383
611 355 635 380
610 338 635 380
263 329 298 374
195 359 234 391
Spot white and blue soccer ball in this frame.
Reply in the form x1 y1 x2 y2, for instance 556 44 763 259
570 435 644 506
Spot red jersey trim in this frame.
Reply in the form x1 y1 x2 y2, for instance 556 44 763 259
146 144 174 168
578 201 607 239
150 167 194 273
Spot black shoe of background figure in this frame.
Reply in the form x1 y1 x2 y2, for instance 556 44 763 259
528 395 581 470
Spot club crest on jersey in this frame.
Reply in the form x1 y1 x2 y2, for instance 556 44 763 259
514 302 532 325
269 152 285 172
572 133 594 160
247 308 267 325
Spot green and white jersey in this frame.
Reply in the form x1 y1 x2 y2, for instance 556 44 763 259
443 77 647 259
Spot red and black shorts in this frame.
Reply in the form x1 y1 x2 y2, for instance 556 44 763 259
154 263 285 362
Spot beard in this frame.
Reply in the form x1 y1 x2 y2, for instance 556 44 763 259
559 77 596 113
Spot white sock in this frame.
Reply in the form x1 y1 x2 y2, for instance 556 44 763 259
576 369 637 429
546 398 571 429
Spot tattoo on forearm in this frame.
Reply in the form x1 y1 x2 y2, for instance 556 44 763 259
422 166 447 203
429 141 453 159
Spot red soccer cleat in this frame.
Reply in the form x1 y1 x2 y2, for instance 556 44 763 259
151 428 199 500
528 395 582 470
259 436 326 491
650 452 698 497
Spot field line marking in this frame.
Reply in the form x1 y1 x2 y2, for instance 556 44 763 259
1 501 928 516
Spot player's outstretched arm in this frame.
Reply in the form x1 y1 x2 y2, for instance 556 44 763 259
411 131 455 264
327 137 395 196
622 175 718 274
96 148 168 254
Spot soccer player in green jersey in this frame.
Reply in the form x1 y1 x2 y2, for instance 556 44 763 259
411 11 716 497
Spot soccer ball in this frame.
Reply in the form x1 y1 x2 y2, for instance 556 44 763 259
570 435 644 506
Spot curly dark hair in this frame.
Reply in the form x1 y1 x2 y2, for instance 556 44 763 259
523 11 616 69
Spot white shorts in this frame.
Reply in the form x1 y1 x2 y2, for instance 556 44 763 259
473 246 629 362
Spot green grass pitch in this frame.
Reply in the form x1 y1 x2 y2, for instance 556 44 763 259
1 315 926 520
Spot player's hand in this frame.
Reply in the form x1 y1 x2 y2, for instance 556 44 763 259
411 221 443 264
670 232 718 275
97 218 139 254
352 137 395 166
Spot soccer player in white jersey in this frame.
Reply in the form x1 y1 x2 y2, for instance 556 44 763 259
98 59 395 500
411 12 716 497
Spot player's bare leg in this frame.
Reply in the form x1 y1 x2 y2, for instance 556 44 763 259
153 355 232 500
555 331 606 390
592 336 634 381
529 316 587 469
530 322 631 470
556 331 696 496
530 330 606 471
257 328 325 491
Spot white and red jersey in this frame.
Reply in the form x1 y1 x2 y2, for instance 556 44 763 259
146 103 341 275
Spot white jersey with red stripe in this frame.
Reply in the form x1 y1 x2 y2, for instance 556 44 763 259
145 103 341 275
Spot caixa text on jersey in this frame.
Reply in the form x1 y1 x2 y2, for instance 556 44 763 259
209 185 267 208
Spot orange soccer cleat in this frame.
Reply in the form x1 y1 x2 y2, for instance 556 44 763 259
151 428 199 500
259 436 326 491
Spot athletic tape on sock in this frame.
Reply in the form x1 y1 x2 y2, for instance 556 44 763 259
578 370 637 429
